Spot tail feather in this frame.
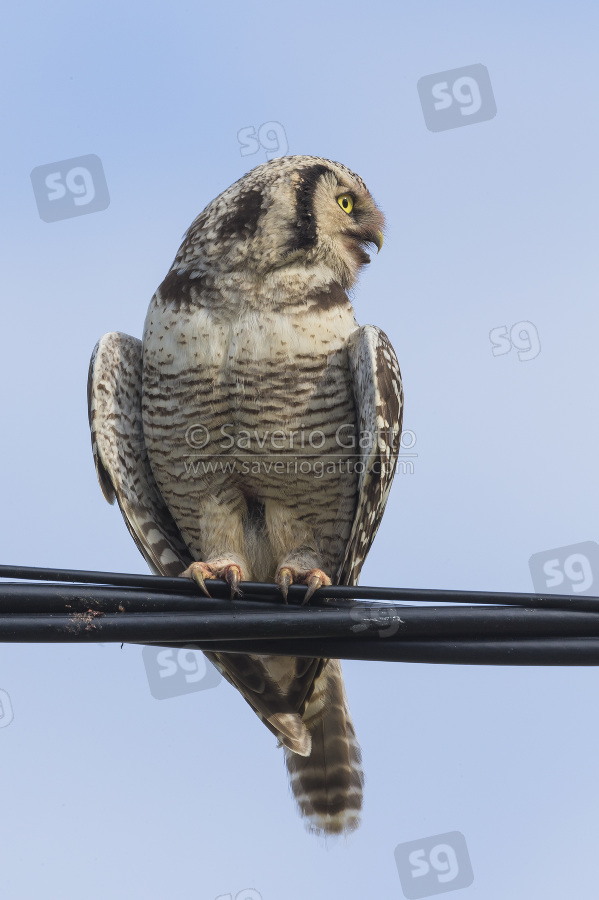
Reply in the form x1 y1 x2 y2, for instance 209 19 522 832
268 713 311 756
284 659 364 835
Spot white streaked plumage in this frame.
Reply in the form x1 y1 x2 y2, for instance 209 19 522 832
88 156 403 834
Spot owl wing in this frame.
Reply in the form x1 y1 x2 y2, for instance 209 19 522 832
88 331 318 754
281 325 403 835
88 332 193 576
338 324 404 586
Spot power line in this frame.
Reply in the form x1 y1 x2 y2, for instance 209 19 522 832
0 563 598 664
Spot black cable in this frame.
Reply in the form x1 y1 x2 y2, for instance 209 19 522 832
166 637 599 666
2 587 599 638
2 564 599 664
2 607 599 643
1 562 598 611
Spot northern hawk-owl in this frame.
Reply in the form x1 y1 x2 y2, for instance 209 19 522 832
88 155 403 834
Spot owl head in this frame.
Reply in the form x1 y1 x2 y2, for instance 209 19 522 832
175 156 385 292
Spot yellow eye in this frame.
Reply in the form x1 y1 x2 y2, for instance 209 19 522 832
337 194 354 214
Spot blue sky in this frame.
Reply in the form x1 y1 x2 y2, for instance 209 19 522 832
1 2 599 898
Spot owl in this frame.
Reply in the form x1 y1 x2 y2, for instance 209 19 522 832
88 155 403 835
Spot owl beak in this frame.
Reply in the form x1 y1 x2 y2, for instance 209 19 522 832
344 227 383 265
364 229 383 255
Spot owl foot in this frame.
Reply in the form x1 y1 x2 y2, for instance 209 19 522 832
275 566 332 605
181 561 244 599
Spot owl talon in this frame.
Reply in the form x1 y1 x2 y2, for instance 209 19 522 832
181 562 215 598
276 567 294 603
225 564 243 599
302 570 331 605
193 570 212 598
275 566 331 605
181 560 245 599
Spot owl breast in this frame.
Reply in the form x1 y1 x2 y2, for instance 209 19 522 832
141 296 360 571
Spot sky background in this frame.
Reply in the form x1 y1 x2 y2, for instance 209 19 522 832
1 1 598 898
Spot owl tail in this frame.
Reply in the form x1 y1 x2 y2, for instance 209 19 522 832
283 659 364 835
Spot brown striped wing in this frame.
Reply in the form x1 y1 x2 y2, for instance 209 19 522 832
88 332 193 576
338 325 404 587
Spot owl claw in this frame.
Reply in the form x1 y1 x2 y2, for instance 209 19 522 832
276 567 294 604
181 562 214 598
225 564 243 599
181 561 244 599
275 566 331 605
302 570 331 605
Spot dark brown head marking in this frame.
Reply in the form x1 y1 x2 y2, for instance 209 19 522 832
217 188 264 240
287 163 330 253
157 268 205 311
